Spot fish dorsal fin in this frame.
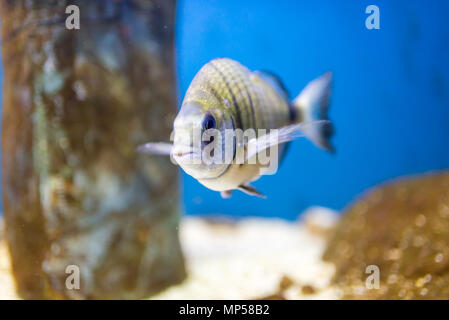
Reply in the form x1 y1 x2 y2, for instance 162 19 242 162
253 70 289 100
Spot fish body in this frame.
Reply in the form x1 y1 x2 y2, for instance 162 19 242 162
139 58 333 197
184 58 292 133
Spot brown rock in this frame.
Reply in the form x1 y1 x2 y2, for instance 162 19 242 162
300 284 316 295
279 275 294 291
1 0 185 299
323 172 449 299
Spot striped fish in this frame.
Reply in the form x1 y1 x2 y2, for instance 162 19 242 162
138 58 334 198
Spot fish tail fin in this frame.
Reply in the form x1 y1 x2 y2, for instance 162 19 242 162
292 71 334 152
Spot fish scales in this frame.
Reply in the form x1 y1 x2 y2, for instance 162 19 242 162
250 72 291 129
183 58 291 132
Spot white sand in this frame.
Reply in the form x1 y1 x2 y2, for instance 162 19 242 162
0 233 19 299
0 207 340 300
153 207 340 300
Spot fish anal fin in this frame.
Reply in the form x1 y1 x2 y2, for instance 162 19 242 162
220 190 233 199
237 184 266 198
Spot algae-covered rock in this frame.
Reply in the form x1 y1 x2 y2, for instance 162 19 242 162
1 0 185 299
323 172 449 299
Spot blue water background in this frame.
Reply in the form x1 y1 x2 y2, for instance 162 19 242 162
176 0 449 219
1 0 449 220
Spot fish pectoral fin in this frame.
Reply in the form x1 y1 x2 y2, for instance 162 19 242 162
244 120 331 161
220 190 233 199
136 142 173 156
237 184 266 198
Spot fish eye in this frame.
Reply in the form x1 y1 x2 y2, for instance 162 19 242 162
202 114 216 131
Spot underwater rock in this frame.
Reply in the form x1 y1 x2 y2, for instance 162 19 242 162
1 0 185 299
323 172 449 299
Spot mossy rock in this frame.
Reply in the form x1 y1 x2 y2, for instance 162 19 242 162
323 172 449 299
1 0 185 299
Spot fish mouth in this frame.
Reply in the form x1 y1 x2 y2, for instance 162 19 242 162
172 151 201 166
172 147 200 159
174 151 194 158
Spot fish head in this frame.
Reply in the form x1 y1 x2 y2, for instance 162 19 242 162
172 100 235 180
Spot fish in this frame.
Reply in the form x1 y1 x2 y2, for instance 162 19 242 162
137 58 334 198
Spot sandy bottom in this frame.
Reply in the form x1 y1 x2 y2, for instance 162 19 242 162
154 207 340 300
0 207 340 300
0 226 18 299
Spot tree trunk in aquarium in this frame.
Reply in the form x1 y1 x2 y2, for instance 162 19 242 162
1 0 185 299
